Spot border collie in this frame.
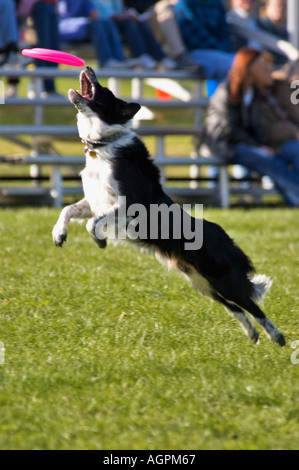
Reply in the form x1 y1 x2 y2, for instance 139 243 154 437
52 66 285 347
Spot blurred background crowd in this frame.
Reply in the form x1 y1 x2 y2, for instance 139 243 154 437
0 1 294 91
2 0 299 207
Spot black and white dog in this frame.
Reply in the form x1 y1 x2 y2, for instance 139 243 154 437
52 66 285 347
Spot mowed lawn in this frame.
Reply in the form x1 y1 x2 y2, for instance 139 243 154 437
0 207 299 450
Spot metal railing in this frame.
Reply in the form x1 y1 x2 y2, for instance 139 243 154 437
0 67 230 207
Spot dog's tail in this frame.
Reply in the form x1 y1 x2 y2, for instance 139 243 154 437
250 274 273 303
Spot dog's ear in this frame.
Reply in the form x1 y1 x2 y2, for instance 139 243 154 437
121 102 141 120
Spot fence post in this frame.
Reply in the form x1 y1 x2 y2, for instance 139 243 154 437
50 165 63 208
108 77 120 97
131 77 143 129
157 135 167 187
189 80 203 189
30 76 44 185
219 166 230 208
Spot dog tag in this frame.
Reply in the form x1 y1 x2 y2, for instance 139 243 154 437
89 151 97 158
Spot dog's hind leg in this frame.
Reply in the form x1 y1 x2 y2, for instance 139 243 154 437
178 264 259 343
243 300 285 347
212 294 259 344
52 198 92 247
231 310 259 344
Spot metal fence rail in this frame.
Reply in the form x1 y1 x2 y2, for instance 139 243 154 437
0 67 278 208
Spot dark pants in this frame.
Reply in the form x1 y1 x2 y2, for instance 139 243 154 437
234 141 299 206
31 1 60 92
90 18 126 65
114 19 164 60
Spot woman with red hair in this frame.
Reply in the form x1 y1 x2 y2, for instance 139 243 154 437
203 47 299 206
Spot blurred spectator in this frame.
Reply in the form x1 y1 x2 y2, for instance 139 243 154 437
123 0 202 73
173 0 235 80
25 0 61 97
0 0 20 66
92 0 167 69
273 59 299 84
258 0 288 65
258 0 287 38
58 0 134 69
227 0 261 51
0 0 32 98
261 77 299 152
202 47 299 207
227 0 299 68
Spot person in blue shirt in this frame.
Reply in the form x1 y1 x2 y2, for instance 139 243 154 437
258 0 288 66
174 0 235 80
0 0 20 66
92 0 167 69
123 0 203 73
58 0 132 68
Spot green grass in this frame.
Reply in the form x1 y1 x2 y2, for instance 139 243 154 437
0 207 299 449
0 68 297 449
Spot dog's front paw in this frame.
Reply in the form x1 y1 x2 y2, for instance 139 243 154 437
86 217 107 249
93 238 107 249
52 224 67 247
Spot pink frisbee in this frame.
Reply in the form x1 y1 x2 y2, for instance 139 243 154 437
22 48 85 67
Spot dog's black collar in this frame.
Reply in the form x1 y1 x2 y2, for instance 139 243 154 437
82 131 128 149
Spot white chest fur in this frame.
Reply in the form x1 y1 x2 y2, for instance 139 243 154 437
81 152 119 217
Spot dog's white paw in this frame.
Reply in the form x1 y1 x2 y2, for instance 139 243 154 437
86 217 107 249
52 223 67 247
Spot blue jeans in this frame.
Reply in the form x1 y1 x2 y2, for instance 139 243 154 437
32 1 60 92
190 50 235 80
233 142 299 206
0 0 18 49
90 19 126 65
114 19 164 60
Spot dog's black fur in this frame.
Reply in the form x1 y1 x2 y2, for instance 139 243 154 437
52 67 285 346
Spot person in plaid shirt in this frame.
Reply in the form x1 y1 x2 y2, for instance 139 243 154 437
123 0 202 73
174 0 235 79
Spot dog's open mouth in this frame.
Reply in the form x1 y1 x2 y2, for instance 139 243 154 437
80 70 95 100
68 67 97 105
